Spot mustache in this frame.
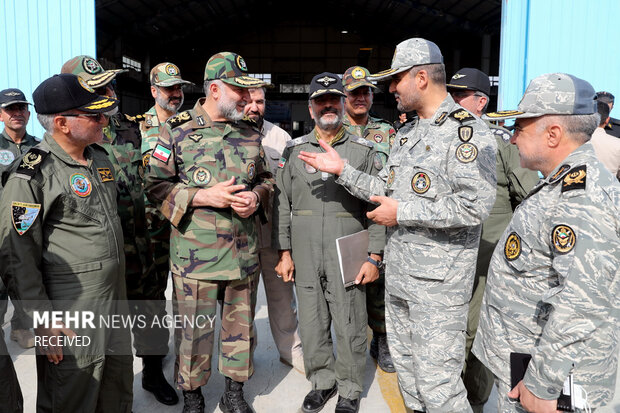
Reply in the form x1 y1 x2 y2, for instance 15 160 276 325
320 107 338 116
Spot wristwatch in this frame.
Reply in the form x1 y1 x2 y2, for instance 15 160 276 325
367 256 384 270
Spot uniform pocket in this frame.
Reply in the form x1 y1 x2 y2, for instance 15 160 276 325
176 213 218 262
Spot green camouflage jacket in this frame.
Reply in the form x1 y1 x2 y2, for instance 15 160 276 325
144 99 274 281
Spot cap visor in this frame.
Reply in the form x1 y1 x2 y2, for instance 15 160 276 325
482 110 543 121
86 69 129 88
155 79 194 87
344 81 377 91
310 89 347 99
222 76 271 88
78 96 119 113
446 84 470 89
1 100 31 107
369 66 412 81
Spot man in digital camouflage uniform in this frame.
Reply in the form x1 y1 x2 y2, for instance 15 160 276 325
0 73 132 412
341 65 395 373
145 52 273 413
447 67 540 412
274 72 384 413
140 65 193 335
61 55 178 405
474 73 620 413
298 38 497 413
0 88 38 350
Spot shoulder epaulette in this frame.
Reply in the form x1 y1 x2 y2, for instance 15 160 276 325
490 125 512 141
286 136 308 148
561 165 587 193
15 147 50 181
167 111 192 128
351 136 374 148
449 109 476 123
124 113 144 123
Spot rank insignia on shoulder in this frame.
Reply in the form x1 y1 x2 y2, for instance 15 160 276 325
352 136 373 148
16 148 49 180
124 114 144 123
449 109 475 123
152 144 172 163
278 157 287 168
504 232 521 261
549 164 571 183
11 201 41 235
455 142 478 163
286 137 306 147
434 112 448 125
196 115 205 126
561 165 586 192
552 224 576 253
188 133 202 143
400 137 408 146
167 111 192 128
97 167 114 182
458 126 473 142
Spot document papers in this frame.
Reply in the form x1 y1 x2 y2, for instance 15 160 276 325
336 229 369 288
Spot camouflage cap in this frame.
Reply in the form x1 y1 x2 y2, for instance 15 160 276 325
484 73 597 121
309 72 346 99
370 38 443 81
342 66 377 92
61 55 128 89
204 52 270 88
150 62 193 87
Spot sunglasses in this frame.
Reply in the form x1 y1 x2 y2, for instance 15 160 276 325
60 113 107 121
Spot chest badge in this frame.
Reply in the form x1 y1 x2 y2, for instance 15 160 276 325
387 169 395 187
456 142 478 163
304 162 317 174
504 232 521 261
411 172 431 194
400 137 408 146
97 167 114 182
193 167 211 185
373 134 383 143
70 173 92 197
0 150 15 165
552 225 576 253
11 201 41 235
549 164 570 183
188 133 202 142
247 162 256 180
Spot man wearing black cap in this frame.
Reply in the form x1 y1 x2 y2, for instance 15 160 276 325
448 68 539 412
596 91 620 138
0 88 39 351
273 72 385 413
0 73 133 412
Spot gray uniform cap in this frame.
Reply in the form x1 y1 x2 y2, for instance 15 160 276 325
370 38 443 81
484 73 597 120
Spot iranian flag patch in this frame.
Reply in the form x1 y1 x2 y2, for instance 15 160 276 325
278 157 287 168
152 144 171 163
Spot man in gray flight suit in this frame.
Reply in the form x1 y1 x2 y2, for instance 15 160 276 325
447 67 540 412
298 39 497 412
474 73 620 413
273 72 385 413
0 74 133 412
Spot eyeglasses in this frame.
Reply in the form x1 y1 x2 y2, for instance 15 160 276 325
60 113 106 121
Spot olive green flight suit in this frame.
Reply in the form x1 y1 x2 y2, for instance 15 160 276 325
273 129 385 399
0 134 133 413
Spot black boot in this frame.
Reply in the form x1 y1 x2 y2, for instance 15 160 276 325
141 356 179 405
219 377 254 413
182 387 205 413
369 332 395 373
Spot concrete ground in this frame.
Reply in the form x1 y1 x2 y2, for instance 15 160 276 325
3 279 620 412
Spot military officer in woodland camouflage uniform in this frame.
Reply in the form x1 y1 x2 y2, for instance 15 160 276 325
145 52 273 413
274 72 385 413
447 67 540 412
299 39 497 412
341 65 395 373
140 64 193 325
474 73 620 413
0 73 132 413
61 55 178 405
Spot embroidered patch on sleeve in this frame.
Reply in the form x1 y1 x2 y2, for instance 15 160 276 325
11 201 41 235
152 144 172 163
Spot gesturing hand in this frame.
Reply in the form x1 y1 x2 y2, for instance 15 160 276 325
298 139 345 176
367 196 399 227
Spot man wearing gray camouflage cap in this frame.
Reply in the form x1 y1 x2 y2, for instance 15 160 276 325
474 73 620 412
299 38 497 412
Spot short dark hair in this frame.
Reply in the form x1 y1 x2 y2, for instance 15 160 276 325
596 91 615 106
410 63 446 85
597 100 610 127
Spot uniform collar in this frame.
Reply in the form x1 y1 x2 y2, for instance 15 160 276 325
144 105 160 127
544 143 595 184
43 133 95 167
430 94 457 126
2 129 37 146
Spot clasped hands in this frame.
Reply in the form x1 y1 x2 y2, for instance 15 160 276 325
192 177 259 218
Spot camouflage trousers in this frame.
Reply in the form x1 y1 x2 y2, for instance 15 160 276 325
172 272 257 391
366 270 386 334
385 292 472 413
